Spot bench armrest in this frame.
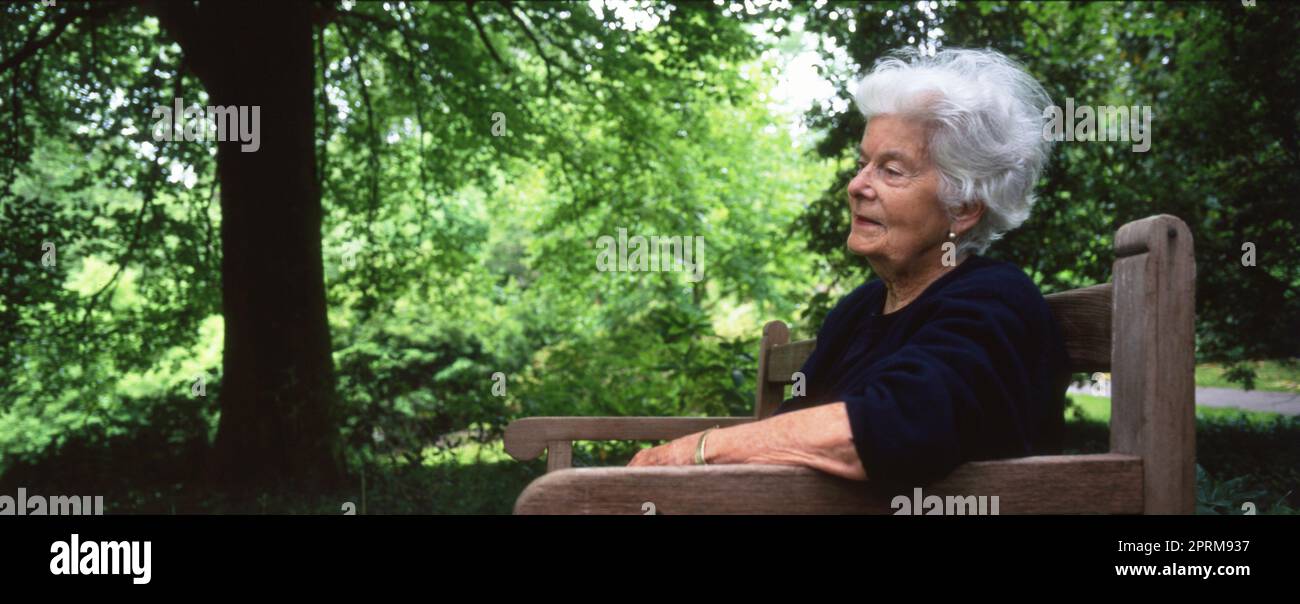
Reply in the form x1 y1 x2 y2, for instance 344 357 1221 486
503 416 755 462
513 454 1143 514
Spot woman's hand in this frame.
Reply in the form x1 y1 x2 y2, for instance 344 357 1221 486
627 432 700 467
624 404 868 481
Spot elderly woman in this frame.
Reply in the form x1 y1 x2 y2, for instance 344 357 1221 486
628 47 1068 485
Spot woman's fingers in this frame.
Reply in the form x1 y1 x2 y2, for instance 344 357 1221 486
629 447 657 466
628 444 664 466
628 438 694 467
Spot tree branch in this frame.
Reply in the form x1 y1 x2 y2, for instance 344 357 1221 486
466 1 510 73
71 190 153 339
147 0 216 88
390 16 437 247
334 22 381 215
318 3 398 31
499 1 556 96
0 7 80 73
502 1 603 98
334 21 383 314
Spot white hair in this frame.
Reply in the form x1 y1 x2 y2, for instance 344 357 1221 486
853 47 1054 256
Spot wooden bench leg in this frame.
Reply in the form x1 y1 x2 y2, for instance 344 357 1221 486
546 441 572 472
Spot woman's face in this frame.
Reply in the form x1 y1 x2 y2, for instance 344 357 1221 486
845 115 951 266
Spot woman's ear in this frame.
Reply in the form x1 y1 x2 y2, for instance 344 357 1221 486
952 201 986 236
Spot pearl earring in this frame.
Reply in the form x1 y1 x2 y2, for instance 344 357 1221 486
948 231 956 240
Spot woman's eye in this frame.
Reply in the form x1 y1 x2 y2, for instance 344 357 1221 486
855 160 904 178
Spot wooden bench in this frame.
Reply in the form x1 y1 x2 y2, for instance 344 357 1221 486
504 214 1196 514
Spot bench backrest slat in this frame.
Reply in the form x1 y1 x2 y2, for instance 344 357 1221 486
759 282 1114 388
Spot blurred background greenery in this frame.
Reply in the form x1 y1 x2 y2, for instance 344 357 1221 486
0 1 1295 513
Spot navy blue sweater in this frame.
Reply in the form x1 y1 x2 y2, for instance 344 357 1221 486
774 255 1069 486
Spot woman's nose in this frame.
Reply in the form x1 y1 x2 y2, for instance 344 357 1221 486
848 169 875 201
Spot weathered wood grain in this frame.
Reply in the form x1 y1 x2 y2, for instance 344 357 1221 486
514 454 1143 515
755 320 792 419
1045 283 1113 373
504 416 756 463
545 440 572 472
1111 214 1197 514
764 338 815 386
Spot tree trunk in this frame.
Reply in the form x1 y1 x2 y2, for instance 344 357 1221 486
156 0 343 490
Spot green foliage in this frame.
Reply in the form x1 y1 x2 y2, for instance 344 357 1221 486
1196 465 1296 516
796 1 1300 372
1 1 1296 511
1220 362 1258 392
1196 359 1300 393
1 1 827 497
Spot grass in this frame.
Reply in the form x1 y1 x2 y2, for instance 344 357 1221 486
1067 393 1293 424
1195 359 1300 392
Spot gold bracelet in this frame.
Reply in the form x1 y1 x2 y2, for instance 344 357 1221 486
695 425 720 465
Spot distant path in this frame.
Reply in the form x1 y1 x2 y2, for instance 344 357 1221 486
1194 387 1300 416
1067 385 1300 417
